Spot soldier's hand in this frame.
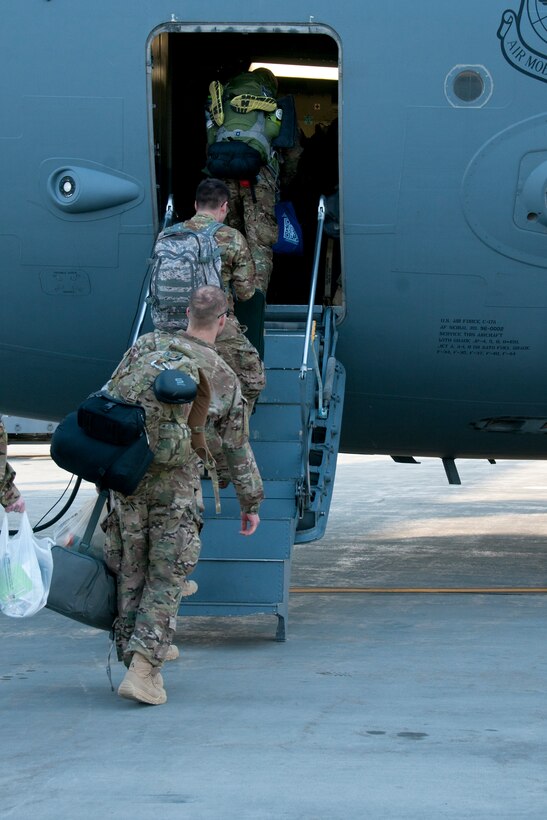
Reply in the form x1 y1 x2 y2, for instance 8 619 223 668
240 512 260 536
5 497 25 513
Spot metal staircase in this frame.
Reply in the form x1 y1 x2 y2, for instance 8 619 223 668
179 198 346 639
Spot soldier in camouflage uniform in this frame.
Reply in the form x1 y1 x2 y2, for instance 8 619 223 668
150 285 263 522
105 287 262 705
207 68 281 295
182 178 265 413
0 418 25 512
104 336 207 704
178 285 264 518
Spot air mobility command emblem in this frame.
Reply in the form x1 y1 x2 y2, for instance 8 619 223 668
499 0 547 82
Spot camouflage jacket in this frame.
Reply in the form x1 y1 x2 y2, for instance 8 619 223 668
0 420 21 509
105 332 206 509
136 331 263 514
184 213 256 313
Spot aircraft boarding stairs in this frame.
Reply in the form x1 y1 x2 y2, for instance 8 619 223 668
179 199 345 640
179 306 345 640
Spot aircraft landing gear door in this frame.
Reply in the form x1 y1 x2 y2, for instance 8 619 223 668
149 25 341 306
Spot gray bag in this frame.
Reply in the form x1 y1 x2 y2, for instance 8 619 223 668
45 494 117 632
46 545 117 632
149 222 223 332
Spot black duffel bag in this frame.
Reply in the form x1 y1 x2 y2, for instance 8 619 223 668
51 404 153 496
77 392 146 446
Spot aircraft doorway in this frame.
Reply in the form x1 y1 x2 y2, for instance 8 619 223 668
149 28 341 308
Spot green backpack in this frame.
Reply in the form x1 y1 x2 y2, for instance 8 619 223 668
207 72 281 179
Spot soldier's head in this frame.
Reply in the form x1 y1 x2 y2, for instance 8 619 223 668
187 285 228 340
195 179 230 221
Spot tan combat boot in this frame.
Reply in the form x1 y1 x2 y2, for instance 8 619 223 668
118 652 167 705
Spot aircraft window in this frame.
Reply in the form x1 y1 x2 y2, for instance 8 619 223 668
453 70 483 102
444 65 492 108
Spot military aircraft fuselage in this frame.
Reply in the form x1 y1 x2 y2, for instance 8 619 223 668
2 1 547 460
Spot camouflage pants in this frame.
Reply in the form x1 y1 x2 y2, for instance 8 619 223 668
226 172 278 294
107 468 202 668
216 316 265 414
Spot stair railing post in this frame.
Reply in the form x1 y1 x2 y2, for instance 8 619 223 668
299 195 326 506
299 195 326 381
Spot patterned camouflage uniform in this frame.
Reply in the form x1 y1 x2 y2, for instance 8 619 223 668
136 331 264 515
224 171 278 295
0 419 21 509
104 332 205 668
184 212 265 413
178 331 264 511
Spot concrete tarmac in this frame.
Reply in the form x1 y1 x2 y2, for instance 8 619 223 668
1 448 547 819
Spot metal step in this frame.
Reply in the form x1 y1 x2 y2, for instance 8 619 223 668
263 332 317 368
250 403 303 442
202 479 297 520
259 368 314 405
199 516 295 559
250 440 302 480
181 561 287 605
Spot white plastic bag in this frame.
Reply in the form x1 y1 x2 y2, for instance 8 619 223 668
54 497 106 559
0 512 54 618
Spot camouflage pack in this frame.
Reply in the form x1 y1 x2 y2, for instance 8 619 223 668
149 222 223 332
106 331 206 470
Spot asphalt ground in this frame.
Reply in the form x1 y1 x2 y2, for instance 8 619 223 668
1 447 547 819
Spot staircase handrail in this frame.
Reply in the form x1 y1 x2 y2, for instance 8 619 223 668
298 195 326 508
299 195 326 381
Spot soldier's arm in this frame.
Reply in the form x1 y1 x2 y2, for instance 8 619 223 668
1 462 24 511
224 442 264 514
213 387 264 514
0 424 22 510
228 232 257 302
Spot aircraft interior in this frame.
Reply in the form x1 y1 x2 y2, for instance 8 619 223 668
150 29 341 307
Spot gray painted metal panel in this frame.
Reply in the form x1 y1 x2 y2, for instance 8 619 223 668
251 440 302 479
177 601 282 616
202 494 296 520
249 403 303 441
259 369 314 404
201 479 297 501
263 333 318 368
187 560 285 604
200 518 295 559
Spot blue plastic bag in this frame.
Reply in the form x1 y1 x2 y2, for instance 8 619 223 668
272 201 303 255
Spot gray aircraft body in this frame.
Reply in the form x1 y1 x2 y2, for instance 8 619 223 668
2 0 547 464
